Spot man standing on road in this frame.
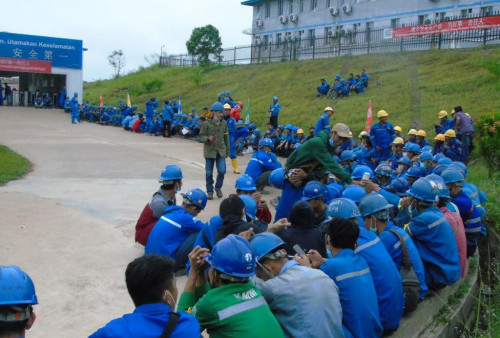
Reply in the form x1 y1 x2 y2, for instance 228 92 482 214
314 107 334 136
268 96 281 129
200 102 230 200
70 92 80 124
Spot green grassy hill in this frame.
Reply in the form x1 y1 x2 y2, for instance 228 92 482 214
84 46 499 135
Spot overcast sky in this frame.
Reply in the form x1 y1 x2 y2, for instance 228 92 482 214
3 0 253 81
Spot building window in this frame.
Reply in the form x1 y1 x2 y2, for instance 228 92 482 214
278 0 284 15
460 9 468 18
298 30 304 43
299 0 304 13
289 0 293 14
265 2 270 18
326 0 331 8
391 18 400 28
418 15 424 25
480 6 493 16
308 29 315 46
311 0 318 11
325 27 331 44
366 21 374 30
277 33 282 48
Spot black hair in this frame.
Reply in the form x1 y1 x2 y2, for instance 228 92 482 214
0 305 31 335
160 179 180 191
325 217 359 250
219 195 245 220
125 254 176 307
454 106 463 113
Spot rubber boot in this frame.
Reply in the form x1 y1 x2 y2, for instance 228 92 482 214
231 158 240 174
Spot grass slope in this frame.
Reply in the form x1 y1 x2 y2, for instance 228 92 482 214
84 46 499 134
0 146 31 185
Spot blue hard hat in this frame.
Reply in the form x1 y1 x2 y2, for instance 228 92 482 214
342 185 366 204
433 153 445 162
278 125 285 131
0 266 38 305
375 164 393 177
258 138 274 149
326 182 344 200
285 124 293 130
250 233 285 262
389 178 410 197
254 129 261 135
292 126 299 133
441 168 465 184
204 234 256 278
239 195 257 220
433 164 448 176
191 108 196 112
402 143 412 151
272 96 278 101
159 165 183 182
210 102 224 112
359 192 393 217
447 164 466 178
424 174 450 199
408 143 421 153
301 180 325 201
397 156 412 167
340 150 356 162
181 188 207 210
237 120 244 125
269 168 285 189
422 146 433 153
235 174 257 191
438 157 452 166
73 92 78 96
132 105 138 109
351 165 374 180
217 92 223 98
325 198 361 221
225 91 231 96
335 74 341 79
451 161 467 176
420 151 433 161
250 123 256 129
407 166 424 178
265 130 272 135
406 178 439 202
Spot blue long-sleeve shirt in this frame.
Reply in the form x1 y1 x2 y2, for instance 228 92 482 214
269 103 281 117
370 122 395 149
145 100 159 118
245 150 283 183
443 139 465 162
314 112 331 136
317 82 330 94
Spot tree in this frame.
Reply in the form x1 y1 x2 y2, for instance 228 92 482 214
108 50 125 78
186 25 223 67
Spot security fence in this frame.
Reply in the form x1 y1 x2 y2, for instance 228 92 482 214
159 12 500 67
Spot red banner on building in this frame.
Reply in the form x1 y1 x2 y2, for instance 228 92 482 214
0 57 51 73
393 15 500 38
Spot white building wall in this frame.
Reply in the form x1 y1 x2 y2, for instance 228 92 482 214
52 67 83 100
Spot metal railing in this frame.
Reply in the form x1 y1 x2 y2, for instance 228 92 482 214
159 12 500 67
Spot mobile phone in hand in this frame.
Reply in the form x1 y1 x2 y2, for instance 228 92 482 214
293 244 306 257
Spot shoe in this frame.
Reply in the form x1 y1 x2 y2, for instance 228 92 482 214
215 189 223 198
231 159 240 174
207 192 214 200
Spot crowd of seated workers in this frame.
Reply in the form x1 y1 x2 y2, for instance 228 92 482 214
316 68 370 98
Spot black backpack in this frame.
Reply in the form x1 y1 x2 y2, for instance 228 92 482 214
388 229 420 314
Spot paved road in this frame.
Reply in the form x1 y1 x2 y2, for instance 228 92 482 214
0 107 267 337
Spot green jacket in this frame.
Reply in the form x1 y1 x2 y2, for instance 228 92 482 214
285 130 351 183
199 120 230 159
178 281 284 338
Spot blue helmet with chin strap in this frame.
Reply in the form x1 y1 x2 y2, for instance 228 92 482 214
325 198 361 222
358 192 393 218
205 234 256 278
406 178 439 202
239 195 257 220
250 233 285 262
181 189 207 210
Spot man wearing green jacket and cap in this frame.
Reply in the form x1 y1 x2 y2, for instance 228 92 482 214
200 102 230 200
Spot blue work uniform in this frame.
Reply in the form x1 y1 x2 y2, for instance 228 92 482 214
245 150 282 183
388 153 403 170
355 227 404 332
145 206 204 258
405 206 461 288
269 103 281 117
314 112 331 136
370 122 395 162
357 147 376 170
462 183 487 220
275 180 304 221
89 303 199 338
145 100 159 133
443 139 465 162
320 249 383 338
451 191 484 257
225 116 237 159
70 95 80 123
435 118 454 135
379 222 428 299
361 73 370 87
317 81 330 95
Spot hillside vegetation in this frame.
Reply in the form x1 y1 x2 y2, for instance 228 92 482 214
84 46 500 134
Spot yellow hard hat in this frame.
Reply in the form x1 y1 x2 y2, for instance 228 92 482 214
438 110 448 118
324 106 334 113
408 129 418 135
417 130 427 137
377 110 388 118
451 109 456 115
223 103 231 109
297 128 304 134
434 134 445 142
392 137 405 145
445 129 456 138
358 131 369 138
394 126 402 133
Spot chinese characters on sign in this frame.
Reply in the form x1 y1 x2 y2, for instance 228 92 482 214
392 15 500 38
